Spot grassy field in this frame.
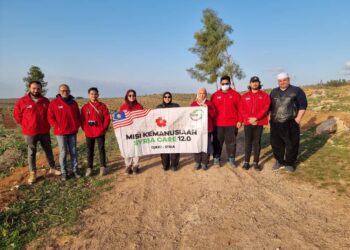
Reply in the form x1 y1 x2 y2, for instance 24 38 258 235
0 176 113 250
1 83 350 249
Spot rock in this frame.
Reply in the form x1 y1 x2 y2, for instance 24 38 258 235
315 117 349 135
316 118 337 135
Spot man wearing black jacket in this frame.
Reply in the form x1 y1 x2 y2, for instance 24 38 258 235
270 72 307 172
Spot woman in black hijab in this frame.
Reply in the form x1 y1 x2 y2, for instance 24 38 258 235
156 92 180 171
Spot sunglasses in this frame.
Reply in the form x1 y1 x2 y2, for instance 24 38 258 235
60 89 70 92
164 96 171 98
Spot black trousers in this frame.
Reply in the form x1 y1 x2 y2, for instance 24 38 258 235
194 132 213 165
270 120 300 166
244 125 263 163
161 153 180 168
86 135 106 169
213 126 237 159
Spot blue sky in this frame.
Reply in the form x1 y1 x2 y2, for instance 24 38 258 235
0 0 349 98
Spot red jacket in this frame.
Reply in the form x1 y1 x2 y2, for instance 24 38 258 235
191 100 216 133
119 102 143 112
81 101 111 138
13 94 51 136
210 88 241 126
239 90 270 126
48 95 81 135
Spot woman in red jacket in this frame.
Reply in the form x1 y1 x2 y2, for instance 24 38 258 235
191 87 217 170
239 76 270 171
120 89 144 174
81 87 111 177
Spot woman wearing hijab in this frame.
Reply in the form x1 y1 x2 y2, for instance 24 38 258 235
156 92 180 171
119 89 144 174
191 87 217 170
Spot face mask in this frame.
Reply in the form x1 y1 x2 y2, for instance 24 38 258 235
221 84 230 91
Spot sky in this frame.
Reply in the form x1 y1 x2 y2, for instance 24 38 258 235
0 0 349 98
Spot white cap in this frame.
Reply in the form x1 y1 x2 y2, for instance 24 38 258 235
277 72 289 80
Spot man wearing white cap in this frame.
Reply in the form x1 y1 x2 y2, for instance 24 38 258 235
269 72 307 172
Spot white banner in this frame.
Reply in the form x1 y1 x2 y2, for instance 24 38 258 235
112 107 208 158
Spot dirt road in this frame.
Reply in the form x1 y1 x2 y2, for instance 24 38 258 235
37 131 350 250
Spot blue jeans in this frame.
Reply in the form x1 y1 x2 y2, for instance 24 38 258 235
56 134 78 174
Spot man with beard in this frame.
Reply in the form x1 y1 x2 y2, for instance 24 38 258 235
270 72 307 172
239 76 270 171
13 81 61 184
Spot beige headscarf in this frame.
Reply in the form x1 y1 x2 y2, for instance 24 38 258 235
196 87 207 106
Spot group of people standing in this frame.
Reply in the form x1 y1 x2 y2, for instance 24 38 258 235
13 71 307 184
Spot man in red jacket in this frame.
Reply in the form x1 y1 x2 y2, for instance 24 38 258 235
239 76 270 171
211 76 241 167
48 84 81 181
81 87 111 177
13 81 61 184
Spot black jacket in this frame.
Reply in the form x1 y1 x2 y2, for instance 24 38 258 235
270 85 307 123
156 102 180 109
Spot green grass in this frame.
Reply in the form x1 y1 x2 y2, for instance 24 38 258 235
0 176 113 250
0 128 27 177
292 127 350 192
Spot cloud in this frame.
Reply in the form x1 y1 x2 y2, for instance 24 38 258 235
340 61 350 75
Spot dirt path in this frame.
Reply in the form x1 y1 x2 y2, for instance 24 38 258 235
35 131 350 250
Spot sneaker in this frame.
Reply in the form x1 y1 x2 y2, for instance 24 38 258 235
252 162 262 171
100 166 107 176
61 173 67 181
201 163 208 171
213 158 220 167
125 166 133 175
132 166 139 174
85 167 92 177
73 172 81 179
242 162 250 170
193 163 201 170
28 171 36 185
272 161 284 172
49 168 61 176
162 165 169 171
286 165 296 173
228 157 237 168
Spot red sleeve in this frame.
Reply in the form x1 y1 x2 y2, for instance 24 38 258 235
81 105 87 131
47 102 58 129
238 98 244 123
256 93 271 121
207 101 217 119
102 104 111 131
75 102 81 127
119 103 127 112
13 99 23 124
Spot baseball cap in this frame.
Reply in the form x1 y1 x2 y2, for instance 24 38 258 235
250 76 260 83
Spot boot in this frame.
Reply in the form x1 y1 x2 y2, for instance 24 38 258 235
125 166 132 175
28 171 36 185
85 167 92 177
242 162 250 170
132 166 139 174
49 168 61 176
100 166 107 176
